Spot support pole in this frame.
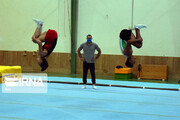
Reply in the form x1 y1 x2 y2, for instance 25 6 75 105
71 0 77 74
131 0 134 29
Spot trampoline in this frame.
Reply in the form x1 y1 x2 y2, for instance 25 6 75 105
0 76 180 120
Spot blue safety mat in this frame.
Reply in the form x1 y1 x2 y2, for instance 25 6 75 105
48 77 180 89
0 77 180 120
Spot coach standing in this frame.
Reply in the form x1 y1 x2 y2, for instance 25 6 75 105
78 34 101 89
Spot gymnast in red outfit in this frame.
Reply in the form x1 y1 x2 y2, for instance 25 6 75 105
32 18 58 71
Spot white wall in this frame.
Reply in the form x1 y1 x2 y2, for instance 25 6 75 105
77 0 180 57
0 0 71 53
1 0 180 57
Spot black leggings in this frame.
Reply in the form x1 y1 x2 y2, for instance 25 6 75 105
83 61 96 84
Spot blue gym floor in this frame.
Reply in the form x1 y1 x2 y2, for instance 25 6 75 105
0 77 180 120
